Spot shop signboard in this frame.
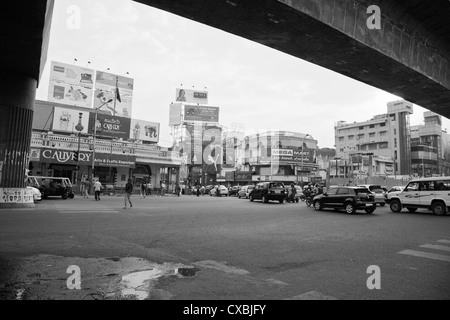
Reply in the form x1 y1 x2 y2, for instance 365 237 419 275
88 113 131 139
235 171 253 181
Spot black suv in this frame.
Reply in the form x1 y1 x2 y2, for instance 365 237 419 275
249 182 287 203
312 186 376 214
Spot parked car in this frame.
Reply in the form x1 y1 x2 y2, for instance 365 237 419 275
228 186 240 197
204 185 214 194
27 186 42 202
31 176 74 200
312 186 377 214
389 177 450 215
385 186 406 204
237 185 254 199
249 182 287 203
357 184 387 206
210 185 229 196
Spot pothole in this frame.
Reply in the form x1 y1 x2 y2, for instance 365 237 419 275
176 267 201 277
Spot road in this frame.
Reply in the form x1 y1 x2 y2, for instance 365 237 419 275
0 194 449 300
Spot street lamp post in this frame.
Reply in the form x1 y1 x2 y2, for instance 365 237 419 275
91 99 113 181
75 113 84 192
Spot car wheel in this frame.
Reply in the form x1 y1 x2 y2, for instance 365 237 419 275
379 203 386 207
365 208 375 214
69 193 74 199
262 195 268 203
62 194 68 200
249 195 254 202
390 200 402 213
279 199 284 204
406 207 417 213
345 202 356 214
313 201 322 211
431 202 447 216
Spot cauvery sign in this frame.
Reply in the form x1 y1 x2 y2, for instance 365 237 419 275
41 149 92 164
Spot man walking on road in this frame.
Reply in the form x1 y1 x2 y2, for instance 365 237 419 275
94 179 102 201
124 179 133 209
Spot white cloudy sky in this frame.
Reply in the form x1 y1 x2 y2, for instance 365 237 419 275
35 0 450 148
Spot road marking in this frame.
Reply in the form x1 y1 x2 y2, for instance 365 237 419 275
284 291 338 300
265 278 289 286
420 244 450 252
398 250 450 262
437 239 450 244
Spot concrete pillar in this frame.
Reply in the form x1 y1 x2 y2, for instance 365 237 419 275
0 69 36 208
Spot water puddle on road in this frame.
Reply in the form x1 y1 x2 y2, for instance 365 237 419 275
120 268 166 300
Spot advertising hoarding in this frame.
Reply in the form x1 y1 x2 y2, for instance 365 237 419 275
52 107 90 134
94 71 134 118
169 103 182 126
271 148 313 164
88 113 131 140
184 105 219 123
130 119 160 143
47 61 95 108
175 88 208 104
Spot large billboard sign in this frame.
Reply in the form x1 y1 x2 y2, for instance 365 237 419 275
94 71 134 118
130 119 160 143
48 61 94 108
175 88 208 104
184 105 219 123
52 107 90 134
271 148 313 164
88 113 131 140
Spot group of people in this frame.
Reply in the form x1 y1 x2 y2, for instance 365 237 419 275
79 178 103 201
302 183 324 198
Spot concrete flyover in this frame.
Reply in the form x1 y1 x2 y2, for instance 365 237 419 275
0 0 449 205
135 0 450 118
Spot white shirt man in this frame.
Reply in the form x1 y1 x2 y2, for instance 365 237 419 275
94 180 102 201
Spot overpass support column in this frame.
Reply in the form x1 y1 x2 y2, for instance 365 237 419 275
0 69 36 208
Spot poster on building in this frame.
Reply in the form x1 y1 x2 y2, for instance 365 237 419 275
47 61 95 108
202 126 222 174
169 103 182 126
271 148 313 164
129 119 160 143
88 113 131 140
175 88 208 104
184 106 219 123
94 71 134 118
185 124 203 165
52 107 90 134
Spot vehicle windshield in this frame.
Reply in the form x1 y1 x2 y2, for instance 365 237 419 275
354 188 371 195
368 185 382 191
269 183 284 188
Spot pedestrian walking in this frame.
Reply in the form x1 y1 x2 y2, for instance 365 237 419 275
175 183 181 197
83 179 90 198
124 179 133 209
146 181 152 196
161 181 166 196
80 179 85 197
140 181 146 198
94 179 102 201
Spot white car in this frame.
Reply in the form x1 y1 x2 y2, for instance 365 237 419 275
27 186 42 202
389 177 450 215
357 184 387 206
210 185 229 197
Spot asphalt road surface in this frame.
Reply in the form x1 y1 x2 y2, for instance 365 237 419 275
0 193 449 300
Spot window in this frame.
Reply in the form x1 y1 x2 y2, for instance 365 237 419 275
339 137 344 142
394 138 397 148
379 142 388 149
326 188 338 195
359 126 364 130
369 124 375 128
394 129 396 135
337 188 351 195
369 133 375 138
369 144 377 150
380 122 386 127
348 135 354 140
380 131 387 137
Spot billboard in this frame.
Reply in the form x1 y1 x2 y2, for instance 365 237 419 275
130 119 160 143
184 105 219 123
94 71 134 118
169 103 182 126
48 61 94 108
271 148 314 164
88 113 131 140
175 88 208 104
52 107 90 134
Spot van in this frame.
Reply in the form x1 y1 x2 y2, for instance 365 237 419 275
389 177 450 215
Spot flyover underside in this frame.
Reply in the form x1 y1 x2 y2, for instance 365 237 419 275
135 0 450 118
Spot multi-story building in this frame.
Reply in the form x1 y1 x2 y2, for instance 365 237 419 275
410 112 450 177
30 100 181 192
334 100 413 177
240 131 319 185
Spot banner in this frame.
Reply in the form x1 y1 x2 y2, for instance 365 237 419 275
94 71 134 118
175 88 208 104
40 149 93 165
130 119 160 143
184 106 219 123
169 103 182 126
52 107 90 134
88 113 131 139
48 61 95 108
271 148 313 164
235 171 253 181
94 153 136 168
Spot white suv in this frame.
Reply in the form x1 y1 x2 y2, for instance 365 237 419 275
389 177 450 215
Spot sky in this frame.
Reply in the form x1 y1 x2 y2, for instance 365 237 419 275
35 0 450 149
